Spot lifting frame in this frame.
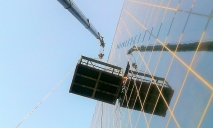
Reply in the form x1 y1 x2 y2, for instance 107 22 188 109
70 56 174 116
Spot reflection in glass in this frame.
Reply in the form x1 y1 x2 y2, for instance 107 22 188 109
120 69 174 117
127 41 213 54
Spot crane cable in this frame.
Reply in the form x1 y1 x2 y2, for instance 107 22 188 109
99 45 105 60
15 67 75 128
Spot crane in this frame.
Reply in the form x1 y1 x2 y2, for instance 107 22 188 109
57 0 105 59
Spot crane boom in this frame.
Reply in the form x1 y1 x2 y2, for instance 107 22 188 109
57 0 105 50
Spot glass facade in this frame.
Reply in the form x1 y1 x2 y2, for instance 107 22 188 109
90 0 213 127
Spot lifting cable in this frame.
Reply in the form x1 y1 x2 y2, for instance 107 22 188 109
15 67 75 128
98 42 105 60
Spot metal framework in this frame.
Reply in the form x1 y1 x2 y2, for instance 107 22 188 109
70 56 123 104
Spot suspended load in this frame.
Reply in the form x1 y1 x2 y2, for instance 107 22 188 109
70 56 123 104
70 57 174 117
119 70 174 117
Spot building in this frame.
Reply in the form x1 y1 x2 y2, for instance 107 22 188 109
90 0 213 127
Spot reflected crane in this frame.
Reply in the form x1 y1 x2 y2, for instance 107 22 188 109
127 41 213 54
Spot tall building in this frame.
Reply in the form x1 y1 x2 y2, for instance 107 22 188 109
90 0 213 128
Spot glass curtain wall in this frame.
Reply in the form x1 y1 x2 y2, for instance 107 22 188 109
90 0 213 127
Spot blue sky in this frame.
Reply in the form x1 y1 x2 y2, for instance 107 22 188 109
0 1 123 127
